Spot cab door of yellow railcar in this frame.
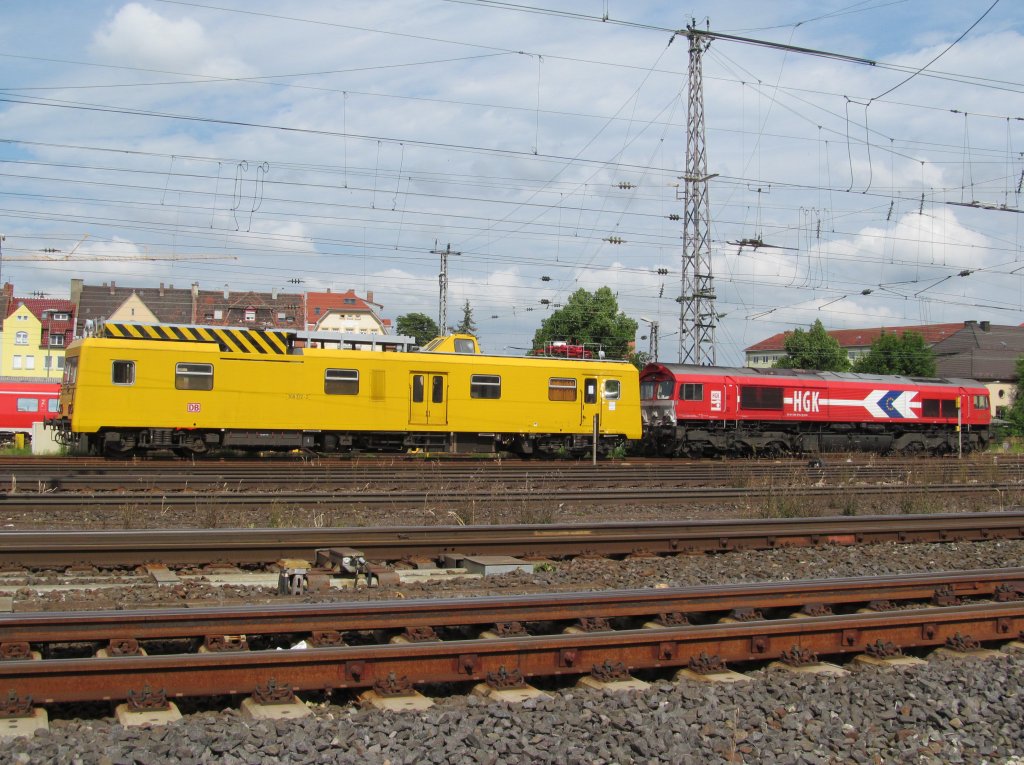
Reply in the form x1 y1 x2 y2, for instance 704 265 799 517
409 372 448 426
581 376 600 430
598 376 622 432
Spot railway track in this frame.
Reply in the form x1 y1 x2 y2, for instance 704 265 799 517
1 479 1021 514
3 454 1023 492
3 510 1023 568
0 568 1021 710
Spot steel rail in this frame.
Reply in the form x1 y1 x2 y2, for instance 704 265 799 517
2 568 1021 646
2 511 1023 567
2 603 1021 705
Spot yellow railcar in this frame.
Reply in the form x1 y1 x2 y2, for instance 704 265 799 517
51 324 641 457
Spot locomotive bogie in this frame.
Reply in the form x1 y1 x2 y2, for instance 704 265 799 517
53 332 641 457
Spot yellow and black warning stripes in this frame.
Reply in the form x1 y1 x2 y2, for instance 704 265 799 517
102 323 292 354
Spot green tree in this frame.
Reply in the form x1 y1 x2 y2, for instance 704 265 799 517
395 312 439 345
454 300 477 336
628 350 652 371
852 331 936 377
531 287 638 359
773 319 850 371
1005 357 1024 435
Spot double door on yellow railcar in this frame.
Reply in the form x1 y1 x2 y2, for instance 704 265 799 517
409 372 448 426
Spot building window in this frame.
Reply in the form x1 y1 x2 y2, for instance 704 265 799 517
175 362 214 391
470 374 501 399
244 308 256 322
324 368 359 395
278 312 286 320
344 298 356 304
52 312 69 321
112 360 136 385
24 356 35 370
56 357 65 370
16 398 38 413
14 331 27 345
49 334 64 347
11 355 21 370
549 377 577 402
213 309 223 320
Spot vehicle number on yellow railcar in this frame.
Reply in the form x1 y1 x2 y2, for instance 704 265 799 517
287 393 310 400
187 403 201 413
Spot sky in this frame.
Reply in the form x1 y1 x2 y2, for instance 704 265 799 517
2 1 1024 364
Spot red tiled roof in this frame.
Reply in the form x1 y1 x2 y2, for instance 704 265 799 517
745 323 965 352
7 298 74 320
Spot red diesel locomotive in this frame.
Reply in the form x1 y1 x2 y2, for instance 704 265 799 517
639 364 991 457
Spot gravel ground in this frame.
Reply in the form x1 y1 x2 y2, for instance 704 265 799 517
1 651 1022 764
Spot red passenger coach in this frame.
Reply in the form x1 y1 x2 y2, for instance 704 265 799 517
640 364 991 457
0 381 61 446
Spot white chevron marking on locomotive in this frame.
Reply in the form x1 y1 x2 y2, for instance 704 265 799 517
818 390 919 419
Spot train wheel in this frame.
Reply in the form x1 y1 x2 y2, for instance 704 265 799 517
900 441 925 456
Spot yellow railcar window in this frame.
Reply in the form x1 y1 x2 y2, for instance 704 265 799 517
431 375 444 403
548 377 577 402
412 375 424 403
325 368 359 395
471 374 501 399
175 363 214 391
112 360 135 386
604 380 621 400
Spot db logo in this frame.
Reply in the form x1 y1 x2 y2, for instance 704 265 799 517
187 403 201 413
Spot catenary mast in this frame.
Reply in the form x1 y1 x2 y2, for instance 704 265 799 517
679 20 717 365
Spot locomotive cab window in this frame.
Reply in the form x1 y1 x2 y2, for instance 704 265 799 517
740 386 783 410
603 379 621 400
470 374 501 399
548 377 577 402
974 395 989 410
16 398 39 413
325 368 359 395
175 363 214 391
584 378 597 404
681 383 704 401
112 360 135 386
64 357 78 385
412 375 424 403
431 375 444 404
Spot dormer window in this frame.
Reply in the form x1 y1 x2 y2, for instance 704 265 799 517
49 334 64 347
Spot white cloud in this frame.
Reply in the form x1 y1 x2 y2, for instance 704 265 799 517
91 3 251 77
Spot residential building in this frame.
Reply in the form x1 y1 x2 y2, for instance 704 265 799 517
1 294 75 379
744 323 963 368
305 289 390 335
